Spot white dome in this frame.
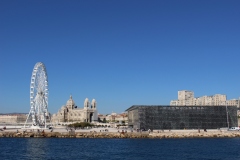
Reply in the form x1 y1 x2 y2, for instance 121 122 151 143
66 95 75 106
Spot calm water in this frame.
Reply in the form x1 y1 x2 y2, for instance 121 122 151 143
0 138 240 160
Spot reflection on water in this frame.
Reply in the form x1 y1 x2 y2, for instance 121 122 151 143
25 139 48 159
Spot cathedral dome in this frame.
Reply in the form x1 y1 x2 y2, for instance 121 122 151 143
66 95 75 106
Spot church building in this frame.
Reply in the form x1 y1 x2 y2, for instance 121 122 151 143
52 95 98 123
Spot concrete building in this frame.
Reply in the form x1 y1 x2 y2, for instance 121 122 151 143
171 90 194 106
51 95 98 124
98 112 128 123
227 99 240 107
170 90 234 106
98 114 106 121
0 114 27 124
178 90 194 100
115 113 128 123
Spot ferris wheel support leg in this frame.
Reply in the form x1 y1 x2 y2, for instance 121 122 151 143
49 114 53 127
24 110 31 128
45 114 47 129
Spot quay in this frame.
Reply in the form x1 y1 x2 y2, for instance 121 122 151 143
1 127 240 138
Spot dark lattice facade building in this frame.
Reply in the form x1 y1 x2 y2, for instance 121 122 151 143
126 105 237 130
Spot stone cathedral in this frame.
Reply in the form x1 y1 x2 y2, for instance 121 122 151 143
52 95 98 123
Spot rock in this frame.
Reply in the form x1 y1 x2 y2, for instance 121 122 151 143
3 130 240 139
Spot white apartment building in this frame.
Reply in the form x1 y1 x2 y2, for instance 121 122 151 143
194 94 227 106
227 99 239 107
170 90 194 106
170 100 178 106
170 90 237 106
172 90 194 106
178 90 194 100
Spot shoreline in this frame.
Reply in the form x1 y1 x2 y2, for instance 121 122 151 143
1 129 240 138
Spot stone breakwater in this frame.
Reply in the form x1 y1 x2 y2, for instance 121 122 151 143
1 131 240 138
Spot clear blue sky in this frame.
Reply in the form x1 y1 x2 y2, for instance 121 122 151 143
0 0 240 114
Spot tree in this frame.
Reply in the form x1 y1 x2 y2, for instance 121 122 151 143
68 122 93 128
102 118 106 123
98 117 102 122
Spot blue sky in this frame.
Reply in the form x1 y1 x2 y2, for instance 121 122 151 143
0 0 240 114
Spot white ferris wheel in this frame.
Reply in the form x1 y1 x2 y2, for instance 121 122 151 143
24 62 49 129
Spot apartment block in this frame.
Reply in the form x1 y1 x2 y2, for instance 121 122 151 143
170 90 237 106
227 99 239 107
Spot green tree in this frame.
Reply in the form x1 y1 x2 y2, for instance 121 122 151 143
102 118 106 123
68 122 93 128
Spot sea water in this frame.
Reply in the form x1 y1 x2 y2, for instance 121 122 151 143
0 138 240 160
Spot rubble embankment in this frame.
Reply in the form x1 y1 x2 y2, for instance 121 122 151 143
1 130 240 138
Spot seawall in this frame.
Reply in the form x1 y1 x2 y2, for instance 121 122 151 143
1 130 240 138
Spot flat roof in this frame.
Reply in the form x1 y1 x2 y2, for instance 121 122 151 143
125 105 237 112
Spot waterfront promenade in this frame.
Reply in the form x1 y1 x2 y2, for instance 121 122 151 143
1 126 240 138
